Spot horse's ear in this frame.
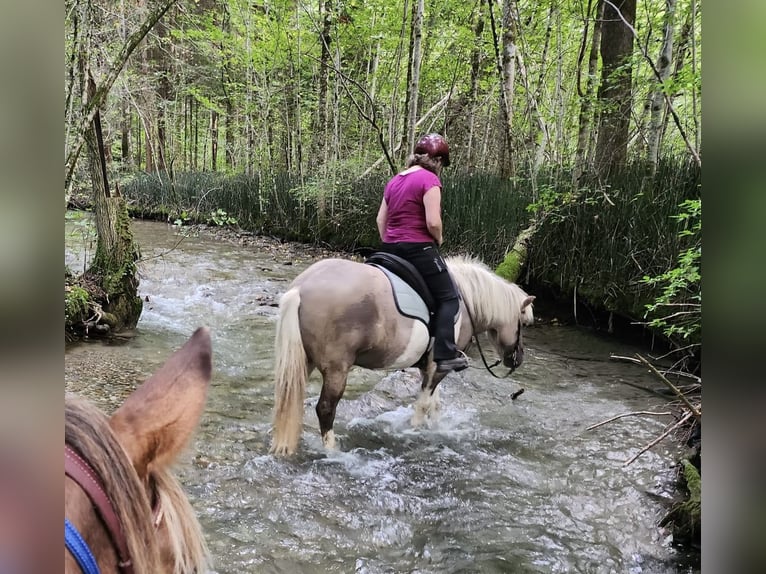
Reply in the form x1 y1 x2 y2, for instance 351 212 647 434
521 296 535 311
109 327 212 480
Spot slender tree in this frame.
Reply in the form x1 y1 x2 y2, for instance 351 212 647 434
593 0 636 179
647 0 677 173
573 0 604 185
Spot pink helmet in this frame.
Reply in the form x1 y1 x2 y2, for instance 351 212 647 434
414 133 451 167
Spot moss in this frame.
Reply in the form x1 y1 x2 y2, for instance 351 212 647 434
65 285 90 326
665 458 700 547
496 251 522 282
680 459 701 521
89 197 143 330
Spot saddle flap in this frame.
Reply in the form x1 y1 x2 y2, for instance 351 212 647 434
369 264 430 327
364 252 436 311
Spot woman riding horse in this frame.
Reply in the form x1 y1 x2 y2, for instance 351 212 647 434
375 133 467 374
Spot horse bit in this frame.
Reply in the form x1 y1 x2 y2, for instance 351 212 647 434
64 444 137 574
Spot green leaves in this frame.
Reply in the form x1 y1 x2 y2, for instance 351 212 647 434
642 197 701 342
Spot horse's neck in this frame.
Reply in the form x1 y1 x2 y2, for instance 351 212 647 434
460 300 487 336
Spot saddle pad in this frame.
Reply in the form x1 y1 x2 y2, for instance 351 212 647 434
372 264 430 327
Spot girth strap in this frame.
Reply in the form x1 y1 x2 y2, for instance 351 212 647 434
65 518 101 574
65 444 134 574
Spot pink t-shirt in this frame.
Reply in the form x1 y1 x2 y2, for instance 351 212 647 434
383 167 441 243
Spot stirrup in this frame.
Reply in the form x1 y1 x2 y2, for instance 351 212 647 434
435 355 469 373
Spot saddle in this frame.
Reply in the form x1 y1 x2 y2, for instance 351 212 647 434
365 252 436 328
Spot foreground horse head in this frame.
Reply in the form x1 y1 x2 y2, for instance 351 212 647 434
65 327 212 574
270 255 535 456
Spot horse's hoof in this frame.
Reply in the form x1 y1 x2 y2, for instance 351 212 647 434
322 430 337 450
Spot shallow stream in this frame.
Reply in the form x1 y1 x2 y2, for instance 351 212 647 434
65 217 695 573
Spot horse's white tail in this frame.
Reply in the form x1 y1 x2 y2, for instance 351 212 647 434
270 288 308 456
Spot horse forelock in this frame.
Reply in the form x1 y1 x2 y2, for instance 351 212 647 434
446 255 532 330
65 397 208 574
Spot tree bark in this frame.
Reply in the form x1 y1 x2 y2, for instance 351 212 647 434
487 0 517 177
211 109 219 171
573 0 603 186
84 73 142 332
316 0 332 167
647 0 677 174
466 6 484 169
593 0 636 180
403 0 424 158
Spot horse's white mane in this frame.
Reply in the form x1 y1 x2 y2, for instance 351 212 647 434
445 255 534 328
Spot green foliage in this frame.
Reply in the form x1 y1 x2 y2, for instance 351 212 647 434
208 208 238 227
642 198 701 343
173 210 192 227
65 285 90 326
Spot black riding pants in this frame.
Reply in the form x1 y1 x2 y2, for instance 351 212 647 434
381 242 460 361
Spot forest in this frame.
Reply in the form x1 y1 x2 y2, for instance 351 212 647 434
64 0 702 550
65 0 701 350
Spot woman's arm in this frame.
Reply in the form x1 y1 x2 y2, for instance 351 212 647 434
376 198 388 241
423 186 443 245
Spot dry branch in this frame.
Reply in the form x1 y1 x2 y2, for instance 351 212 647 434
635 354 701 419
624 411 692 466
587 410 673 431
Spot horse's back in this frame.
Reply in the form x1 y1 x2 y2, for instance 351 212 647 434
287 258 425 369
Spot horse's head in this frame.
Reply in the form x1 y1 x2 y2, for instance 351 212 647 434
65 327 212 574
487 295 535 372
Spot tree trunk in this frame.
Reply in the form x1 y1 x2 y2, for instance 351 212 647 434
466 6 485 169
573 0 603 186
487 0 517 177
121 101 131 168
316 0 332 167
211 109 219 171
593 0 636 180
84 74 142 333
403 0 424 158
647 0 677 174
500 0 518 177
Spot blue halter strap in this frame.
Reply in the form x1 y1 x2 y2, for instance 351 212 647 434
65 518 101 574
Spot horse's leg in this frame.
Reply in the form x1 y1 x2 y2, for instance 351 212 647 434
412 363 449 427
316 365 350 450
412 362 435 427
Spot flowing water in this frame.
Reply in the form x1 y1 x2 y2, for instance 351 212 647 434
65 216 696 573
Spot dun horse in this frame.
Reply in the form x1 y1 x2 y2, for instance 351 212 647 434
271 255 534 456
65 327 212 574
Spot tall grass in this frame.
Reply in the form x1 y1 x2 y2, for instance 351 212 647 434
526 158 701 324
121 158 700 335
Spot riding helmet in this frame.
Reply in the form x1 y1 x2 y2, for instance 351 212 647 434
414 133 450 167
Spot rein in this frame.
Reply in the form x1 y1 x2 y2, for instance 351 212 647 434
470 332 510 378
462 303 522 380
65 444 134 574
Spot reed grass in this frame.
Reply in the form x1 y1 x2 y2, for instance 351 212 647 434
121 157 700 338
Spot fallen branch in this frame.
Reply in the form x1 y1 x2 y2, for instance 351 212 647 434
635 354 701 420
587 410 673 431
611 354 702 385
624 411 692 466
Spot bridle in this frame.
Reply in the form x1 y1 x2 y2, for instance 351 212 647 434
65 443 163 574
65 443 134 574
463 302 525 380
